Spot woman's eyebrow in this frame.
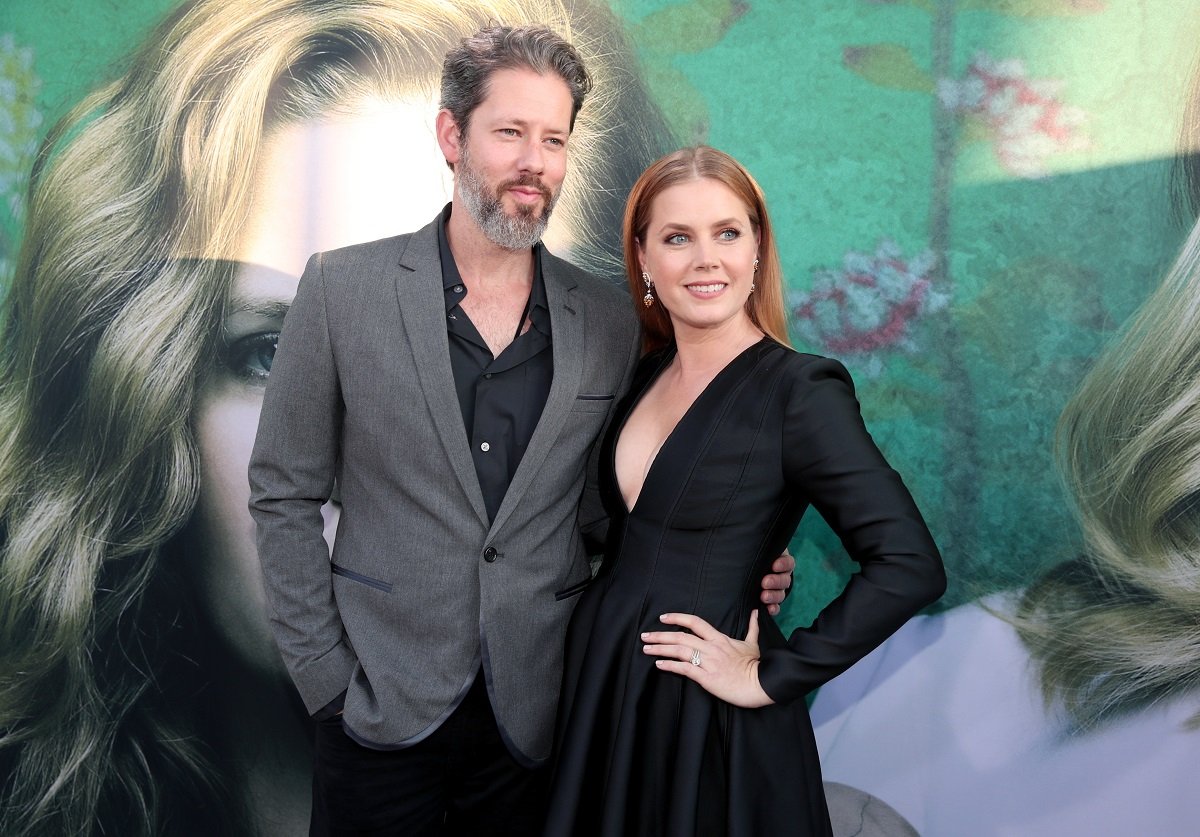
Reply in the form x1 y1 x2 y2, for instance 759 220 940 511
219 259 303 320
655 218 742 234
224 296 291 320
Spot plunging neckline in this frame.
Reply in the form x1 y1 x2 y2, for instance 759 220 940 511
613 337 768 514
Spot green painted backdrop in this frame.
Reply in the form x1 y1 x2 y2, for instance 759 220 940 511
1 2 1197 832
3 2 1194 633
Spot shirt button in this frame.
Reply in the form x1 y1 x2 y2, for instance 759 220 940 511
453 284 463 293
484 373 493 379
480 441 490 452
483 546 498 562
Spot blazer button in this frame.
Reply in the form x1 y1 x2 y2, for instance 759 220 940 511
483 546 498 563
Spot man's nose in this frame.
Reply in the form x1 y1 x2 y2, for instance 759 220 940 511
517 138 545 174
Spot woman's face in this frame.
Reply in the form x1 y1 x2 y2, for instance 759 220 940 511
637 177 759 340
187 96 456 678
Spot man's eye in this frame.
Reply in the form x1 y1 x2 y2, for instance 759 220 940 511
224 332 279 380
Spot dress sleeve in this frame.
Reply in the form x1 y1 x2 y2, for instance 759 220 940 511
756 356 945 705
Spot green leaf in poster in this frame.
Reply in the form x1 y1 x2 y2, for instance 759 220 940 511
959 0 1106 16
861 0 935 11
0 33 42 290
960 113 992 144
842 43 934 93
641 63 711 144
629 0 749 55
862 377 943 421
957 257 1110 382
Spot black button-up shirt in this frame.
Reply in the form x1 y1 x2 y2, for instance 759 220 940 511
438 206 553 523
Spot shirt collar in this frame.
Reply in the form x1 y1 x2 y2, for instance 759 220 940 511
437 203 549 325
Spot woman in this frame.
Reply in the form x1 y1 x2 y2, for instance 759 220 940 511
811 208 1200 837
545 146 945 836
810 55 1200 831
1015 216 1200 728
0 1 669 834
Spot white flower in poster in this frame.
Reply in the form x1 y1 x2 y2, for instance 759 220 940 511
938 51 1089 178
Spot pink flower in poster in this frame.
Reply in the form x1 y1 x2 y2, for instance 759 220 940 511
938 52 1088 178
791 241 947 375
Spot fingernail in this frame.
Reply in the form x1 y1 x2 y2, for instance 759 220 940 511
640 632 648 639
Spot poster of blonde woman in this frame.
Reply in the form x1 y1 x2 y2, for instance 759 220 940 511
2 1 1200 835
0 2 668 833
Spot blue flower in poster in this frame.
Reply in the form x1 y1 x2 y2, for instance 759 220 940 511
791 240 947 377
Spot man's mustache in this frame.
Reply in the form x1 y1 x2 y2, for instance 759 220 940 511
499 175 553 203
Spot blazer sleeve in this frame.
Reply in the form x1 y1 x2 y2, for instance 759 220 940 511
248 252 357 715
756 356 946 705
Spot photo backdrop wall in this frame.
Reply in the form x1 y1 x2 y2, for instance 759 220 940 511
1 2 1197 835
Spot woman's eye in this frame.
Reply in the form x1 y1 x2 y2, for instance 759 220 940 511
666 233 688 245
224 332 279 380
718 228 740 241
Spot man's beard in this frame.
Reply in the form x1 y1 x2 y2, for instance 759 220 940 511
457 145 559 251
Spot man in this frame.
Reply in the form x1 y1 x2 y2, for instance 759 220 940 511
249 25 791 835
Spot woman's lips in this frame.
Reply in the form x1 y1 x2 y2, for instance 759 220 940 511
685 282 728 298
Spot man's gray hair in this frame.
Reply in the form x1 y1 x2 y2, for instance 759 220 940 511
440 24 593 145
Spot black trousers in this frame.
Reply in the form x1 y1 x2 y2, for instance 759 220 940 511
310 674 549 836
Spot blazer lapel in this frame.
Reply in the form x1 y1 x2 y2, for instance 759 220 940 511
487 256 585 538
395 218 490 529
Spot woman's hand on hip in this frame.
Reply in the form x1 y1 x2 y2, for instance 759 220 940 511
641 611 774 708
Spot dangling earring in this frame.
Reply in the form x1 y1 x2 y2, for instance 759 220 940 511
750 257 759 293
642 271 655 307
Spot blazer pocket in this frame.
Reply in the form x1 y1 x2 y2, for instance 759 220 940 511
554 576 592 601
331 563 393 593
573 394 615 413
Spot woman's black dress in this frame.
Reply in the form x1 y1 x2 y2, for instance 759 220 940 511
544 338 944 837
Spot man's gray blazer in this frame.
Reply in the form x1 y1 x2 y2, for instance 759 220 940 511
248 214 639 764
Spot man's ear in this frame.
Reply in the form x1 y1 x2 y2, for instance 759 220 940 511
436 109 462 168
